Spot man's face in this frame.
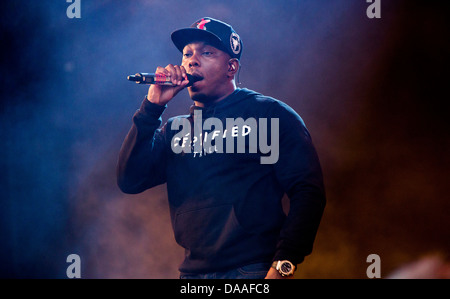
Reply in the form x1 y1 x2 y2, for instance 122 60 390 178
181 41 231 103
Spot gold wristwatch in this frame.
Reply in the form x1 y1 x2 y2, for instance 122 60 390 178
272 260 295 277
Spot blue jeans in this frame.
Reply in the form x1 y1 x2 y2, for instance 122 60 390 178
179 262 271 279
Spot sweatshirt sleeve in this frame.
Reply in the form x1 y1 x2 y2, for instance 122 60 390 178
116 97 169 194
270 101 326 266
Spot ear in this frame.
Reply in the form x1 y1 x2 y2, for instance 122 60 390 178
227 59 240 77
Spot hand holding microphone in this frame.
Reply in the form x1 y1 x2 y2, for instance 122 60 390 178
128 65 201 106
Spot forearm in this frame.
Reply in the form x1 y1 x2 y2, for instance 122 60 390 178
117 97 168 194
273 182 326 265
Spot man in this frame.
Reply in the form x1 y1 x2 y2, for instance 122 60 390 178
117 17 326 279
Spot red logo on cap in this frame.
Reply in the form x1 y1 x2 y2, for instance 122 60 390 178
197 18 211 30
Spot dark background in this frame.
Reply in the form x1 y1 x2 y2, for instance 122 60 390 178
1 0 448 278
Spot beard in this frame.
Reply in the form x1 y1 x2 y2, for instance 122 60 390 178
188 77 235 105
188 87 215 104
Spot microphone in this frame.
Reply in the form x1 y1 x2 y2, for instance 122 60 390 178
127 73 202 87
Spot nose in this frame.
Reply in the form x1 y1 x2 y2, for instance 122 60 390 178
187 52 200 68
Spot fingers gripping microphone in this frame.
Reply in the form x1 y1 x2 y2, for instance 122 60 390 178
127 73 201 87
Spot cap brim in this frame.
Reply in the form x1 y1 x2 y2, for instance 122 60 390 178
171 28 228 55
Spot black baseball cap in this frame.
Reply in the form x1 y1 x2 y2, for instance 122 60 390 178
171 17 243 60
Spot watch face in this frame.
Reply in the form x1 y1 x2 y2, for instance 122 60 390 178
280 262 292 274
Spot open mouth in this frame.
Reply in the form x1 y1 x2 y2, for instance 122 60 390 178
189 72 204 82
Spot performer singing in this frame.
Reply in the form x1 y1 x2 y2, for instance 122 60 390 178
117 17 326 279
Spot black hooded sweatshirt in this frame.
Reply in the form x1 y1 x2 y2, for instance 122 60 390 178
117 88 325 274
